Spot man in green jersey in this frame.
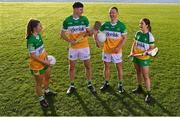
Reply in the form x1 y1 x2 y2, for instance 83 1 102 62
60 2 96 94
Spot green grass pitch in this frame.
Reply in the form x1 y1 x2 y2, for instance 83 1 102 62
0 2 180 116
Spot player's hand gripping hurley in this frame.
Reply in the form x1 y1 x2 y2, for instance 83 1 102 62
128 47 159 58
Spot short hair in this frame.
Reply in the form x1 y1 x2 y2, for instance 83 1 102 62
110 7 118 12
73 2 84 8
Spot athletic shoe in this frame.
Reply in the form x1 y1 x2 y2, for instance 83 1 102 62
45 91 57 97
66 85 76 95
118 84 124 94
145 93 152 103
40 99 49 108
100 83 109 91
132 86 143 94
88 84 96 93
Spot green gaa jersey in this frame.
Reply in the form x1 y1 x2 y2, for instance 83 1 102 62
100 20 127 53
133 31 155 60
27 33 47 70
62 15 89 49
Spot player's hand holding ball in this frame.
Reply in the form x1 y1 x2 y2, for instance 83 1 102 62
97 32 106 43
46 55 56 67
95 32 106 48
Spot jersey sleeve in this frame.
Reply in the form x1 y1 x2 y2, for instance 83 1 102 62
134 31 139 40
148 33 155 45
62 19 68 31
100 23 105 32
120 23 127 35
84 16 89 28
27 38 35 53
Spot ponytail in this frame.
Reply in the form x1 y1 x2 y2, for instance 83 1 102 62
149 25 151 32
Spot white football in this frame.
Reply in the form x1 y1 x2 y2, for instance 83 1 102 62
97 32 106 42
47 55 56 65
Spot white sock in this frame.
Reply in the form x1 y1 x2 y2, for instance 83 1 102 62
45 88 50 93
39 96 44 101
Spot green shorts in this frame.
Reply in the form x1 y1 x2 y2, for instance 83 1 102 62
132 57 151 67
30 66 48 75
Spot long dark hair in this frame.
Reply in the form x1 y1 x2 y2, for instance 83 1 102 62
142 18 151 32
26 19 40 39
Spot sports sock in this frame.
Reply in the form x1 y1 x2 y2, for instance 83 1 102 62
138 84 142 89
105 80 109 84
45 88 50 94
88 80 92 86
39 96 44 101
147 91 151 95
70 82 74 86
118 80 123 86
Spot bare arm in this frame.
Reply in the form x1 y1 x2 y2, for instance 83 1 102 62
86 28 94 36
118 34 128 48
114 34 128 53
93 30 101 48
60 30 76 45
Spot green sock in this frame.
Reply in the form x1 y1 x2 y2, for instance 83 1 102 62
105 80 109 84
39 96 44 101
138 84 142 88
119 80 122 84
88 80 92 85
147 91 151 95
118 80 122 85
70 82 74 86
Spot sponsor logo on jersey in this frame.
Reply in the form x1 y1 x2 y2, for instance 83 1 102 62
136 41 145 48
106 31 118 37
68 25 86 33
105 31 122 39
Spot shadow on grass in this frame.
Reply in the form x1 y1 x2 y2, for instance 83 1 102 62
106 86 153 116
140 90 174 115
93 93 116 116
150 97 174 116
42 96 58 116
72 90 115 116
73 91 92 116
106 86 174 116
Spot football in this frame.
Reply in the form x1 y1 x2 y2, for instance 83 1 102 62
47 55 56 65
97 32 106 42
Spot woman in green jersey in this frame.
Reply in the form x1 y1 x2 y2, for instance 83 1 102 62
26 19 56 108
129 18 156 103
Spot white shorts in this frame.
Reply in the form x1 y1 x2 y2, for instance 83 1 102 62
68 47 90 61
102 52 122 63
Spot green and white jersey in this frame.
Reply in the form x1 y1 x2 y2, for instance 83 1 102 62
100 20 127 53
62 15 89 49
27 33 45 55
133 31 155 60
26 33 47 70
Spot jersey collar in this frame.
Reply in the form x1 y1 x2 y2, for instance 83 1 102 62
110 20 119 26
72 15 80 20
